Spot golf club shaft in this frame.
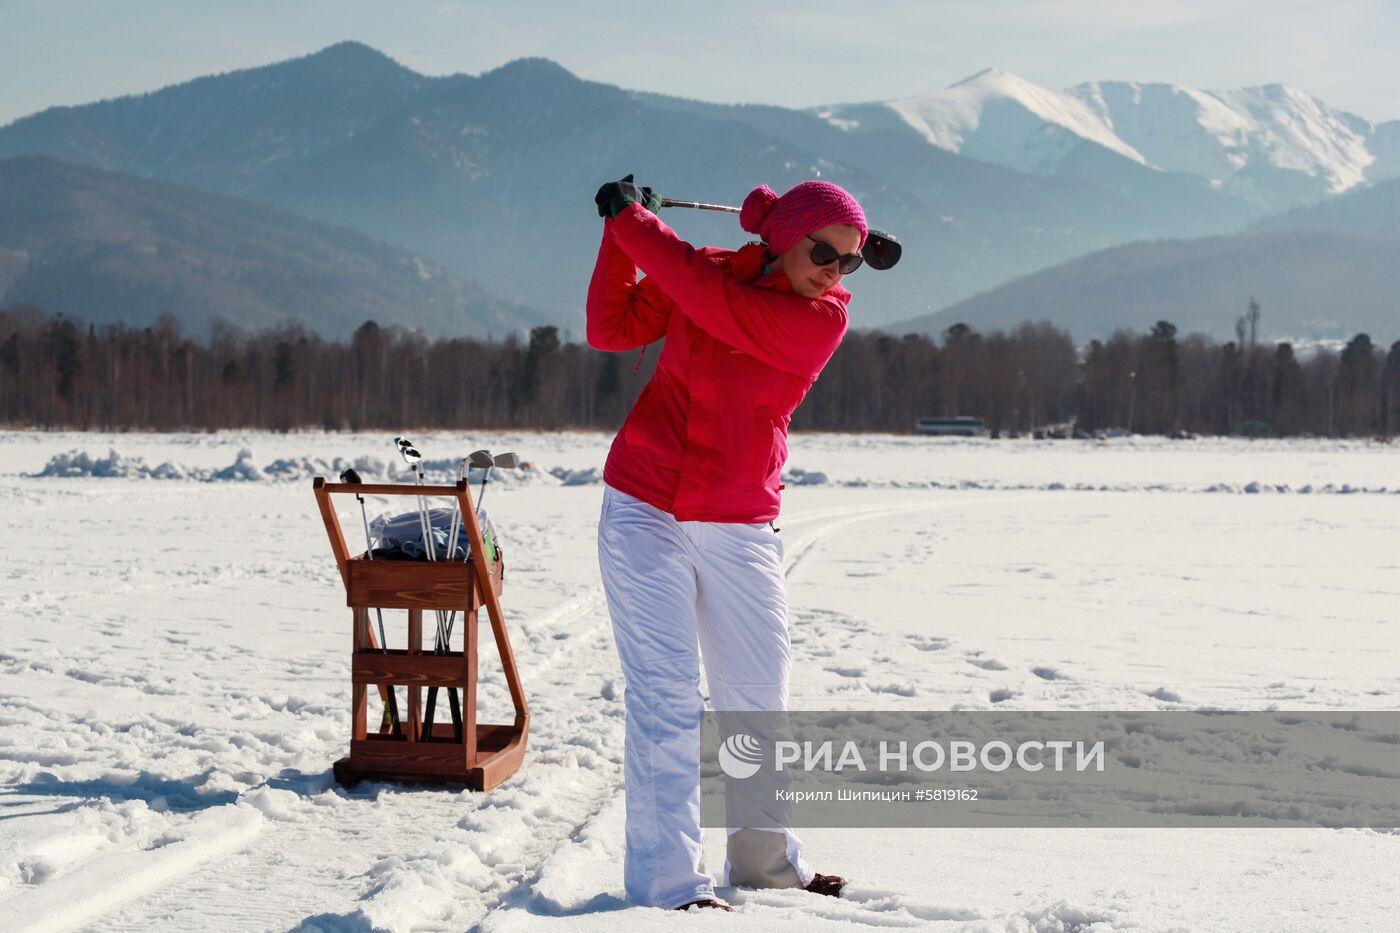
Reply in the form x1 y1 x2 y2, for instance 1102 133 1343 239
356 498 392 650
657 196 902 271
411 464 450 649
417 463 461 739
442 469 466 642
658 198 739 214
447 468 487 644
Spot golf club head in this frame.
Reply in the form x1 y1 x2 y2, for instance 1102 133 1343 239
394 436 422 466
467 449 495 469
863 230 902 271
339 468 363 484
493 452 521 469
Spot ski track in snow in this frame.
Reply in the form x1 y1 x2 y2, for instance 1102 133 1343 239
4 432 1399 931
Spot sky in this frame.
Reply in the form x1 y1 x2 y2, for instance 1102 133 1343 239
1 0 1396 127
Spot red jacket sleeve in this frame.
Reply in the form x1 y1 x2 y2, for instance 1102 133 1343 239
608 204 849 379
585 221 675 351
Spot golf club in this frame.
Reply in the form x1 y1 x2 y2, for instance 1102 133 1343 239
658 197 902 271
393 436 462 742
439 449 495 631
444 455 474 567
473 448 523 512
468 449 494 517
395 437 447 648
441 450 519 646
394 437 435 563
438 451 485 645
339 467 401 737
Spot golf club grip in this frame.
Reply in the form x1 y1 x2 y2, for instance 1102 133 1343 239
658 198 740 214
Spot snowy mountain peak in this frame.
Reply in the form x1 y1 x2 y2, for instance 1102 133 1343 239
886 68 1146 175
819 71 1393 209
947 66 1016 89
1068 79 1376 195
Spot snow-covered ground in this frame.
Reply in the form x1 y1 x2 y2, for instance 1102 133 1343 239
2 431 1397 932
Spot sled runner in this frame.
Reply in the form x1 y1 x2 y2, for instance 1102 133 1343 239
313 476 528 791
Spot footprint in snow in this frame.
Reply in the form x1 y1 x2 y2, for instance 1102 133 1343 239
1031 666 1066 681
870 682 918 697
1147 686 1183 703
965 656 1008 671
825 665 866 678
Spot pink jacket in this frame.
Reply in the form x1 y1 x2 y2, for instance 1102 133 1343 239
586 203 850 522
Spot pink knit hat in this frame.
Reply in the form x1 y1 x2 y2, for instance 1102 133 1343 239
739 181 868 256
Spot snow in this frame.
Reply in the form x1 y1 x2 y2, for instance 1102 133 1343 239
2 430 1398 931
824 68 1392 197
1076 81 1375 194
884 68 1148 176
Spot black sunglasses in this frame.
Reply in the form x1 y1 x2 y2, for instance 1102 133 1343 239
805 235 864 275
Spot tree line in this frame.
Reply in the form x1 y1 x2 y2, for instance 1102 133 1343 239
3 304 1398 437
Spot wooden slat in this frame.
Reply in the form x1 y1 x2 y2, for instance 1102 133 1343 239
465 609 478 768
347 559 477 611
349 738 464 775
353 651 473 689
351 607 369 740
321 482 468 497
470 723 529 792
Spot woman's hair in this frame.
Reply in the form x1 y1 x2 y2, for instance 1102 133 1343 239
739 181 868 256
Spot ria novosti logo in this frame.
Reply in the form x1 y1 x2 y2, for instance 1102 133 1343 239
717 732 1106 778
717 733 764 779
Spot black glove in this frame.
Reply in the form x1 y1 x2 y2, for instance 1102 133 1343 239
595 174 662 219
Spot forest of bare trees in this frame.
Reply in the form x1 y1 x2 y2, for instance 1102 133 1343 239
2 304 1398 438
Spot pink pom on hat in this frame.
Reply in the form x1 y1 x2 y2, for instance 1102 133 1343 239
739 181 867 256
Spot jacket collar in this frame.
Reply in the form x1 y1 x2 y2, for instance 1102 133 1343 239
728 241 785 289
714 241 852 304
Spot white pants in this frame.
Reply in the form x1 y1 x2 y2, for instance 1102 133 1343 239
597 485 812 908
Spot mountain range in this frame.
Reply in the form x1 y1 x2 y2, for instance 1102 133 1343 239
1 42 1395 342
821 68 1399 210
0 156 540 338
888 177 1400 343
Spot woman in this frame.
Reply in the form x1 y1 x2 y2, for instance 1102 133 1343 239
588 176 866 911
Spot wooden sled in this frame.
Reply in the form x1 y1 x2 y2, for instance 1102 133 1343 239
313 477 528 791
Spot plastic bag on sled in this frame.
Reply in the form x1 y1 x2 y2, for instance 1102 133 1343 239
368 506 498 562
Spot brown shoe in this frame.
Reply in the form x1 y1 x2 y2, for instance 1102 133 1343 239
804 873 847 897
676 898 734 911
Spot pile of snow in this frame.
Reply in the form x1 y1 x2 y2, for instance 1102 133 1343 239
548 466 602 486
28 448 567 488
27 445 1399 496
32 448 160 479
262 454 389 482
209 448 263 482
783 467 830 486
